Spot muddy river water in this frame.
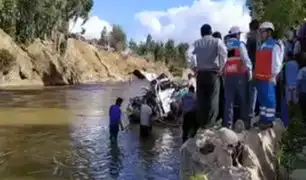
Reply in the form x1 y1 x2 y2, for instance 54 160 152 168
0 81 181 180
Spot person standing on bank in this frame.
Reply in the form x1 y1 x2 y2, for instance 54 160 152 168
222 26 253 130
192 24 228 128
246 19 260 120
212 31 225 122
109 97 124 143
254 22 283 129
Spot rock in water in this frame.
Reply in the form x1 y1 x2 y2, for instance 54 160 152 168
180 120 285 180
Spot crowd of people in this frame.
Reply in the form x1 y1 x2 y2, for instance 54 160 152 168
181 19 306 142
108 19 306 144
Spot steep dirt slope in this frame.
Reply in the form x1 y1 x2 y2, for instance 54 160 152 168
0 29 170 87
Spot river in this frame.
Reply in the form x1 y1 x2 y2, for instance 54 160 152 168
0 81 181 180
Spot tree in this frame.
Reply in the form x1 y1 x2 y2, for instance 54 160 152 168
145 34 153 52
109 24 127 51
176 42 189 66
0 0 17 37
99 26 108 46
252 0 306 36
0 0 94 43
164 39 176 64
153 42 164 62
128 38 137 52
81 27 86 35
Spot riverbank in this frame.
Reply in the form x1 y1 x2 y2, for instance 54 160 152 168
0 29 171 87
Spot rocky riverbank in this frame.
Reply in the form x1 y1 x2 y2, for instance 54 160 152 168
180 120 285 180
0 29 170 87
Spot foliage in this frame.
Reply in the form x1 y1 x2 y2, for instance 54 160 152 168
109 24 127 51
251 0 306 36
0 48 16 73
0 0 93 44
128 38 137 52
279 104 306 172
101 30 189 74
99 26 108 46
189 174 208 180
133 34 189 74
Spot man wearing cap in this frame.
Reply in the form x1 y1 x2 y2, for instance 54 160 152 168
222 26 252 130
192 24 227 128
254 22 283 129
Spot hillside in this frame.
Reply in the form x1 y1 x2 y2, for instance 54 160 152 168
0 29 170 87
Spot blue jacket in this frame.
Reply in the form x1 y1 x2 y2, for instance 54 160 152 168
285 60 299 87
109 104 121 126
181 92 196 113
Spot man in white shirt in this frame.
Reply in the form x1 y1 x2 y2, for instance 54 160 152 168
140 100 153 137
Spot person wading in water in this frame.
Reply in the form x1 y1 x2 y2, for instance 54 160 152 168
109 97 124 143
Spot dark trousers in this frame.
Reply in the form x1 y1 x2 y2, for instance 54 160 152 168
109 125 119 142
248 79 258 118
223 74 248 127
140 125 152 137
182 111 197 143
217 76 224 120
299 93 306 124
275 80 283 118
196 71 220 127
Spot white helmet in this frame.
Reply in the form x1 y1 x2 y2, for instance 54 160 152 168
260 21 274 31
229 26 241 35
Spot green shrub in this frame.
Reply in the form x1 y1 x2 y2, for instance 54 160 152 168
169 64 183 77
189 174 208 180
279 104 306 172
0 48 16 74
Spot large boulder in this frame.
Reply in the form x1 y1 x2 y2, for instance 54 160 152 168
180 120 285 180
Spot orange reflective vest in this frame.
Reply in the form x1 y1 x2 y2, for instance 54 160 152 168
254 39 276 80
224 39 246 75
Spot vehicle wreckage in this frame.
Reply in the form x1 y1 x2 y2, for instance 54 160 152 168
126 70 188 126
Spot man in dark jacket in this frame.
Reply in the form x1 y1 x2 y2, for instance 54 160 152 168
246 19 260 121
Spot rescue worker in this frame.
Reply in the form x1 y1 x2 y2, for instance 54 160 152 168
222 26 252 130
254 22 284 129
